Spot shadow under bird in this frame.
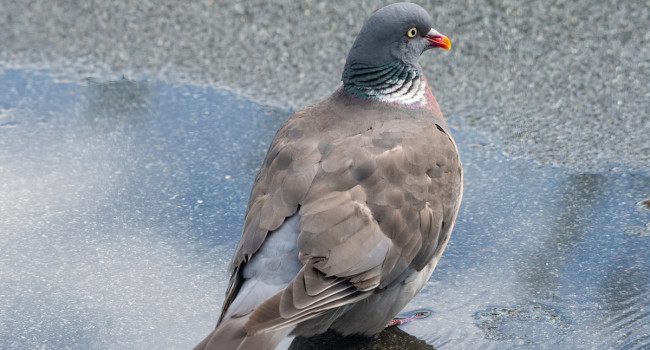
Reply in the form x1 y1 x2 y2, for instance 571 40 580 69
195 3 462 349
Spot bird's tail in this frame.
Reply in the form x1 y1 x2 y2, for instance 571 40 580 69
194 314 292 350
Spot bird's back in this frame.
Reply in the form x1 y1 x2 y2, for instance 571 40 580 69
225 89 462 337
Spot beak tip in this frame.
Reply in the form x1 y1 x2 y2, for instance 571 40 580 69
440 36 452 50
425 30 452 50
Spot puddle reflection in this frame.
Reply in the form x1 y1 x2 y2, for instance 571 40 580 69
85 78 152 132
518 174 606 301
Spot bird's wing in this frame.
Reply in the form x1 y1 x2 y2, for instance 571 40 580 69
222 97 462 332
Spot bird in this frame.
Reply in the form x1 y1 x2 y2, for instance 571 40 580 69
195 3 462 349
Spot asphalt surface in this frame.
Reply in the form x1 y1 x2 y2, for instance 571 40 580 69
1 2 649 349
1 0 648 172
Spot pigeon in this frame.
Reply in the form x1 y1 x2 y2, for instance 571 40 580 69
195 3 462 349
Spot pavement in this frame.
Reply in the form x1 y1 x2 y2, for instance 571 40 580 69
1 0 648 172
1 1 649 349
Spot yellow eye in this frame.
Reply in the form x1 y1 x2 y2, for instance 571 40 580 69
406 27 418 38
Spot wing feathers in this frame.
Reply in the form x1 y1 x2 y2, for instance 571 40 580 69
298 207 369 256
299 190 351 216
226 105 462 339
291 267 353 310
245 265 370 334
299 202 356 239
281 164 318 204
303 269 346 296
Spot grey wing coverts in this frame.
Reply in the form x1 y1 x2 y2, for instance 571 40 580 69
221 93 462 337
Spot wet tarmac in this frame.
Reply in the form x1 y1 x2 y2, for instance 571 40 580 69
1 1 649 349
1 67 648 349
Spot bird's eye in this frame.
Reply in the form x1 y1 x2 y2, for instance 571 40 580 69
406 27 418 38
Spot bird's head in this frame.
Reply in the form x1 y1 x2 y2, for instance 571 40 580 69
344 2 450 71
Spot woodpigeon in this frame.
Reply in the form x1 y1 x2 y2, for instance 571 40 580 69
195 3 462 349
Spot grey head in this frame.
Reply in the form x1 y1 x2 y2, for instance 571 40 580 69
342 3 450 103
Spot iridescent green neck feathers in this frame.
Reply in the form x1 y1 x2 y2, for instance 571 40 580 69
342 62 426 105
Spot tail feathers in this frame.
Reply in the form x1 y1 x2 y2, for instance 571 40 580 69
194 315 293 350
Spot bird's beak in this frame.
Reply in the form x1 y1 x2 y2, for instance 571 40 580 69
424 28 451 50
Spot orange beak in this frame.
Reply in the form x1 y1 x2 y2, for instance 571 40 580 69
424 28 451 50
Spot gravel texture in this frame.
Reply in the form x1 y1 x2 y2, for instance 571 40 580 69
1 0 648 172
